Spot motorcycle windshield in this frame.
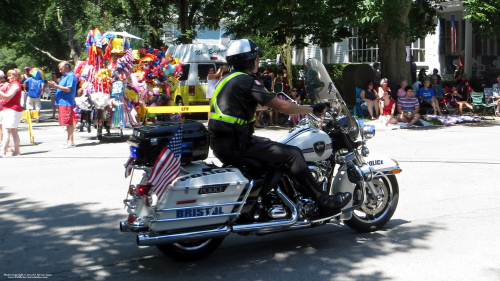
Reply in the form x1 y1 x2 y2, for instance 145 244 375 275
306 58 351 118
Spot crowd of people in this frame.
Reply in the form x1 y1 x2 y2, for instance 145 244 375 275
359 62 500 127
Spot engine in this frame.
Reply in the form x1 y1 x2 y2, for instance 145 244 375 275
308 160 332 192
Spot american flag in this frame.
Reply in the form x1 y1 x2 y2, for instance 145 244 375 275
147 125 183 200
450 15 457 53
124 156 135 178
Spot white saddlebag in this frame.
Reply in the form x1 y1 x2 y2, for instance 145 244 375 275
150 162 250 232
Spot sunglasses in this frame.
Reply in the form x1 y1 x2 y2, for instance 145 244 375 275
291 90 297 92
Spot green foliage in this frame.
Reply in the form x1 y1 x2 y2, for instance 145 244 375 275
351 0 441 44
205 0 352 48
0 49 18 71
0 48 38 72
463 0 500 39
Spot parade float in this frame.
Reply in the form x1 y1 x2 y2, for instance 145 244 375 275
74 28 184 140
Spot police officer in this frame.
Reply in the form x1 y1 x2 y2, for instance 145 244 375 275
208 39 351 217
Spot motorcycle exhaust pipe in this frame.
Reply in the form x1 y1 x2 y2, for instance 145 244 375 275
137 226 231 246
233 187 298 234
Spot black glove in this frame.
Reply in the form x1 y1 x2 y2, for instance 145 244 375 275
311 103 327 114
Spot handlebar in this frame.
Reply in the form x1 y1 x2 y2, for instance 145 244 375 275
278 91 323 123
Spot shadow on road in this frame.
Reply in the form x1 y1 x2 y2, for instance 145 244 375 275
0 186 440 280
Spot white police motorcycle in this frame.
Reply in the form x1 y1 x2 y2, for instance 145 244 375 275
121 58 401 262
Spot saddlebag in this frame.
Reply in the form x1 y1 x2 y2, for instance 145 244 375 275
150 161 251 232
128 120 210 166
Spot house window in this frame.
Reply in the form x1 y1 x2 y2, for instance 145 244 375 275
411 38 426 62
348 27 378 63
348 27 425 63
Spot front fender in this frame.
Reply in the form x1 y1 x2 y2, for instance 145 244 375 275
363 153 402 175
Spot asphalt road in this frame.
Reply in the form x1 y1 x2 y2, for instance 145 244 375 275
1 100 500 280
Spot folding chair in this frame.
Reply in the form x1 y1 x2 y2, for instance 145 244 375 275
354 87 370 118
470 92 495 119
440 96 459 115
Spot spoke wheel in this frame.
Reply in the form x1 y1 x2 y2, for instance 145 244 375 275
344 175 399 232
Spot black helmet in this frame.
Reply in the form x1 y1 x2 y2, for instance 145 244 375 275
226 39 262 66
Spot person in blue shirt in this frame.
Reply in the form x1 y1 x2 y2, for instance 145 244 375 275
418 78 442 115
23 74 45 122
47 61 77 148
431 75 445 103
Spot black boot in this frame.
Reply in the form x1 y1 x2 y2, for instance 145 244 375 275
296 171 352 217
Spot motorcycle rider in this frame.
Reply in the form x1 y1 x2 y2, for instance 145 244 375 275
208 39 352 217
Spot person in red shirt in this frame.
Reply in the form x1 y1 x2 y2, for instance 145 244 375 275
0 70 9 145
0 69 23 156
378 90 398 126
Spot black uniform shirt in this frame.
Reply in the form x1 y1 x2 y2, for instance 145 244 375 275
208 72 275 140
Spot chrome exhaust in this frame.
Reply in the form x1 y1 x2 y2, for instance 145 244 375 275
232 187 298 234
136 188 299 246
137 226 231 246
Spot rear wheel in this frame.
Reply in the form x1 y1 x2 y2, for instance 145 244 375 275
156 238 225 262
344 175 399 232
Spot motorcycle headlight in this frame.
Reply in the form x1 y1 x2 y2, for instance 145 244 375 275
362 125 376 139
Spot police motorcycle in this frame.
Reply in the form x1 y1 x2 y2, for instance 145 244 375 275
121 58 402 262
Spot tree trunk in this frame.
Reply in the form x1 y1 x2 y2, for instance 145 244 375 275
65 21 80 64
175 0 195 44
377 0 412 85
279 36 294 89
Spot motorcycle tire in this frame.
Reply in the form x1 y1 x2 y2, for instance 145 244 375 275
156 237 225 262
344 174 399 233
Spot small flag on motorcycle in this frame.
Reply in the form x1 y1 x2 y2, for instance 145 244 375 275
124 156 135 178
147 125 183 200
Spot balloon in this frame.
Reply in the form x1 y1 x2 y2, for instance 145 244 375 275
29 68 45 80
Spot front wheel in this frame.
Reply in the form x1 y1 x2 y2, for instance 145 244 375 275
344 175 399 232
156 238 225 262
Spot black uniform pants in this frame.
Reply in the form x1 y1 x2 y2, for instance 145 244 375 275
211 136 309 176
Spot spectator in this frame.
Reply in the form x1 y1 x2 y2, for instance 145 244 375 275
378 90 398 126
492 76 500 114
48 61 77 148
278 62 287 78
0 70 9 146
457 75 473 101
288 87 302 127
397 86 421 127
377 78 391 99
360 80 379 120
431 75 445 102
433 68 442 84
412 79 422 95
397 80 407 99
447 86 473 115
23 70 45 122
21 67 30 83
305 59 320 103
206 65 227 100
410 56 417 84
262 68 273 92
274 69 289 93
48 71 61 119
417 78 442 115
418 68 427 83
0 69 23 156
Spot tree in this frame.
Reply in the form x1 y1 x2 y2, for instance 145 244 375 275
0 0 127 69
463 0 500 39
348 0 441 84
203 0 353 87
